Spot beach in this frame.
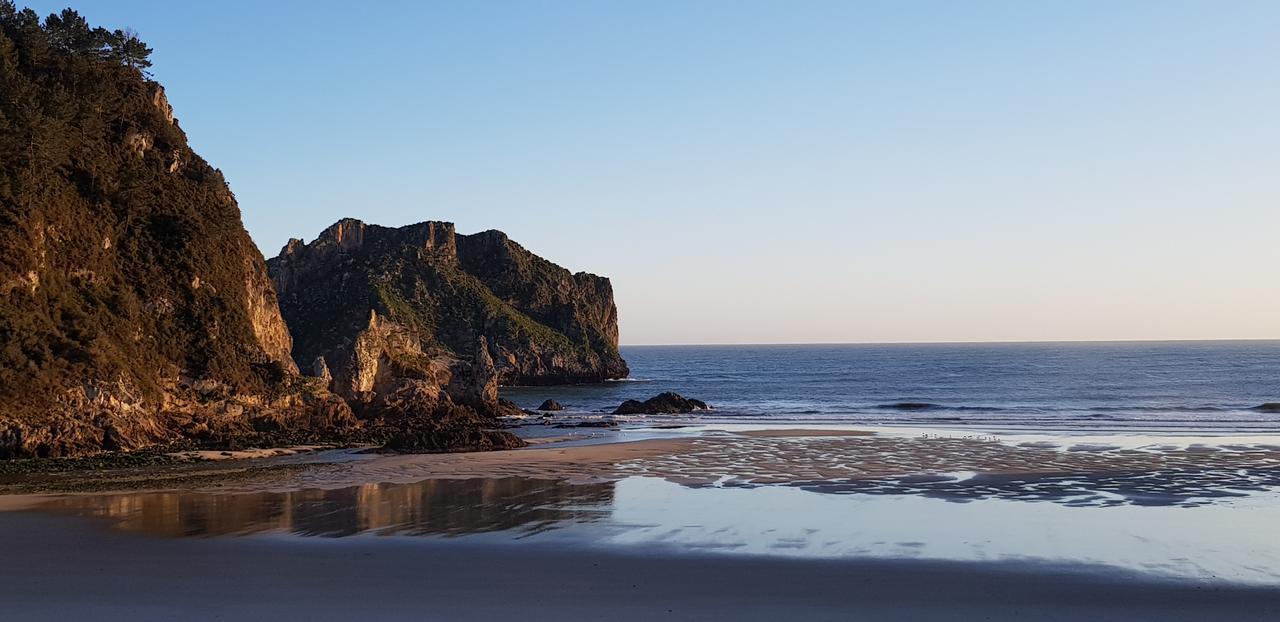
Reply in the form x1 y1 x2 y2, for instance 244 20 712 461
4 424 1280 619
3 3 1276 619
3 508 1278 622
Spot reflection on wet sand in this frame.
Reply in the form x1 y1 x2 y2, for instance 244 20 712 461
38 478 615 538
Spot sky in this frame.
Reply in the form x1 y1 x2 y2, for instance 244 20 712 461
21 1 1280 345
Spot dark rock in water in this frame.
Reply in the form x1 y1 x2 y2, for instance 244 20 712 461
1253 403 1280 413
613 392 710 415
538 399 565 411
0 12 360 458
613 400 647 415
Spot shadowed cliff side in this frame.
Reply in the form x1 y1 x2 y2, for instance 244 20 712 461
0 7 365 457
267 219 629 396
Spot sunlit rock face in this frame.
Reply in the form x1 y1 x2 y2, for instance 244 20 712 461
0 13 357 458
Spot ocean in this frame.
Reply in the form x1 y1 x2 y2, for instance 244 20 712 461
502 341 1280 432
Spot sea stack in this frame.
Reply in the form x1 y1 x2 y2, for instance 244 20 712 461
267 219 628 390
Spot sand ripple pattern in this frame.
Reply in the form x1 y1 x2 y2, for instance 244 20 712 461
292 431 1280 508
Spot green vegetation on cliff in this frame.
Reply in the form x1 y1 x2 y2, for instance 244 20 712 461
0 5 557 458
0 4 289 405
0 6 357 457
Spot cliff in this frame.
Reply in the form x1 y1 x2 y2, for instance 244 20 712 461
0 7 358 457
266 219 629 414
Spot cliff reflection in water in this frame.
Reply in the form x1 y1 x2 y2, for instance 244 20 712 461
40 478 616 538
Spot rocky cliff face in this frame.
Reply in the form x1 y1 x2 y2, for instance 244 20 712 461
0 8 357 457
454 228 628 384
267 219 629 411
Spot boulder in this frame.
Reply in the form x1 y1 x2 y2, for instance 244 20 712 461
537 399 565 411
613 392 710 415
384 423 524 453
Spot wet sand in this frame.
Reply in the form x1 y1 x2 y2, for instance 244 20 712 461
736 428 875 437
6 427 1280 499
2 510 1276 622
265 429 1280 499
5 426 1280 620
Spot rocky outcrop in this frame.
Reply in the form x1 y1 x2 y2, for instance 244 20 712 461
268 219 629 387
613 392 710 415
453 228 627 384
538 399 564 411
0 11 358 458
295 305 523 450
265 218 628 447
383 417 525 453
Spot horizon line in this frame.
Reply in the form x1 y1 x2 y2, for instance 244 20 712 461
619 337 1280 347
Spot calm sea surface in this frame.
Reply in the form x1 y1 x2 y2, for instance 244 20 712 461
504 341 1280 432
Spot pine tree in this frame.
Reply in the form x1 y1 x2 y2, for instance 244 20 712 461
114 27 152 73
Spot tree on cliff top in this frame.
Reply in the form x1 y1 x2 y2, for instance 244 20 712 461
0 1 282 415
1 4 152 72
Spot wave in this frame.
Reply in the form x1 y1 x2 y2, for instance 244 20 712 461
874 402 1005 413
866 402 1268 415
875 402 943 411
1087 405 1238 413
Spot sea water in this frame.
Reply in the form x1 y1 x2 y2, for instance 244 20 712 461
504 341 1280 432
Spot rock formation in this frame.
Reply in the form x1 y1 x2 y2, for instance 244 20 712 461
0 9 357 457
613 392 710 415
0 9 622 458
537 399 564 411
266 220 628 439
266 218 628 444
269 219 628 389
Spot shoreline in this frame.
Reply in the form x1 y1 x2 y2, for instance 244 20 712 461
5 423 1280 615
4 423 1280 496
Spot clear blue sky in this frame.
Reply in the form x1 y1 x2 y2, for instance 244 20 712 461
24 1 1280 344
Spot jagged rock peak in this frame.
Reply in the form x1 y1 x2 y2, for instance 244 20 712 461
320 217 368 251
310 219 457 255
